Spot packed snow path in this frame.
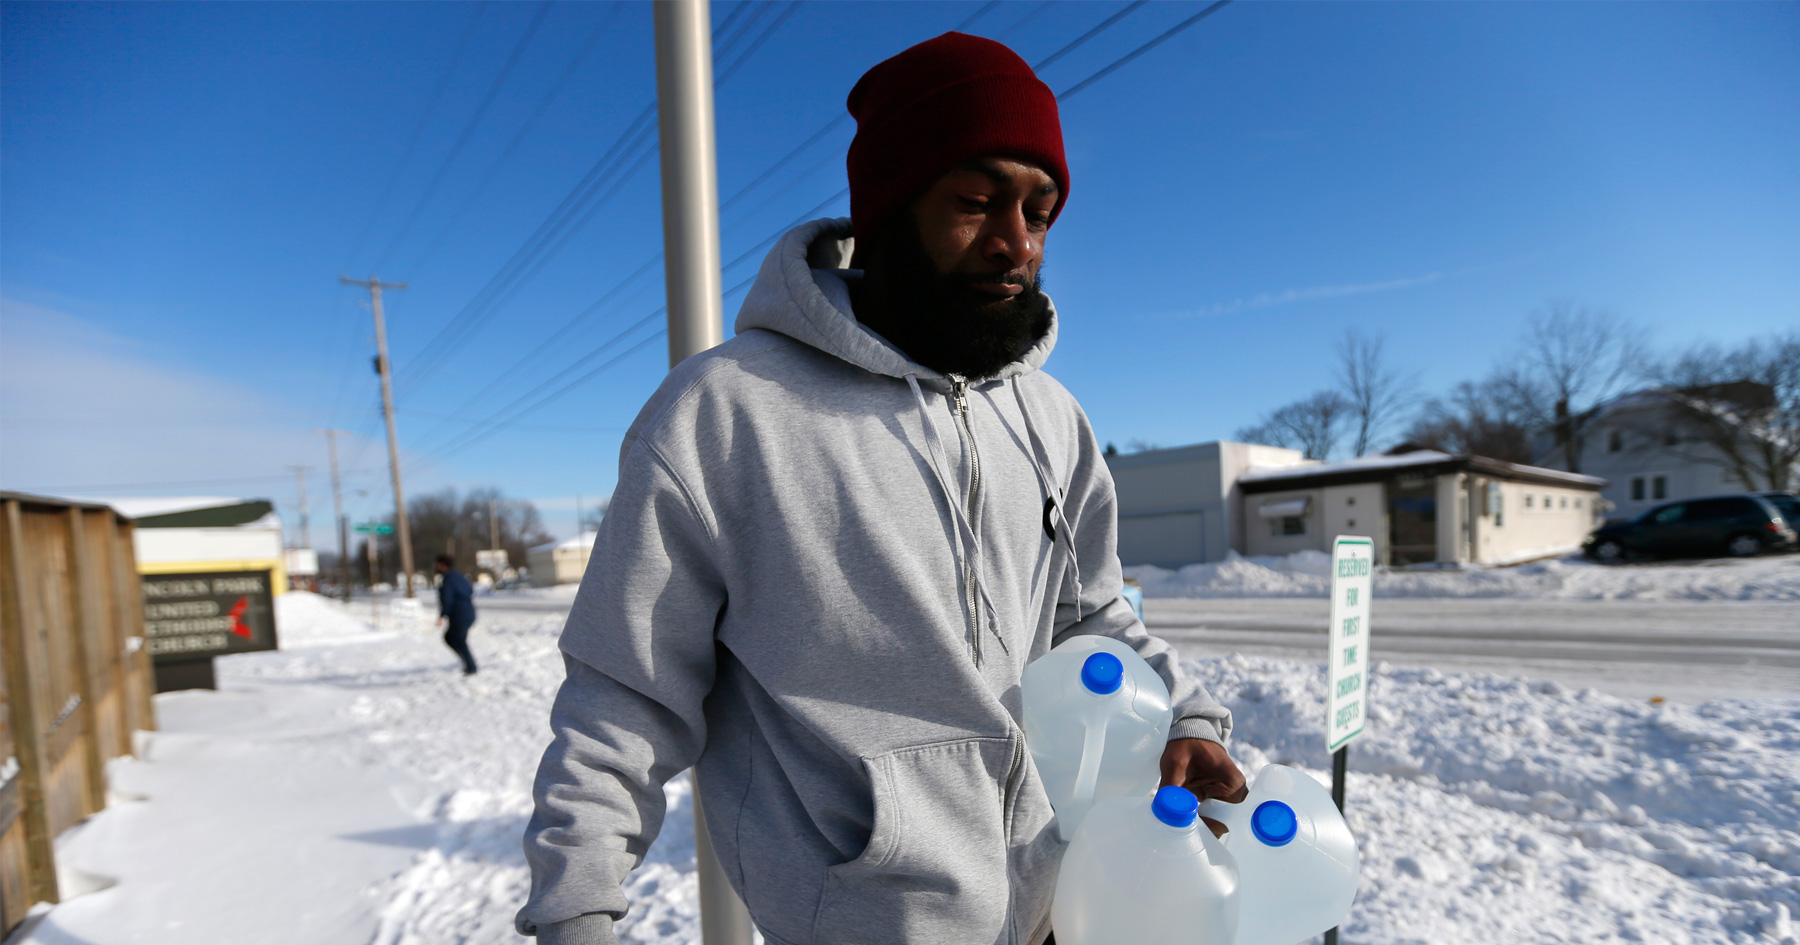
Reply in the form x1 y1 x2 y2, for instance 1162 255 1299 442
20 591 1800 944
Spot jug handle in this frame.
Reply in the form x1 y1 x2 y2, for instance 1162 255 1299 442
1196 796 1247 839
1069 717 1108 818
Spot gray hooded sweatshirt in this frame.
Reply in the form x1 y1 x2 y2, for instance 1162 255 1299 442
519 218 1232 945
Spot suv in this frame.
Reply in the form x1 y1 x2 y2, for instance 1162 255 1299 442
1583 494 1797 562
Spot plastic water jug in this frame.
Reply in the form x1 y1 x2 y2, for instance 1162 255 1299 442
1022 636 1172 840
1052 786 1240 945
1197 764 1360 945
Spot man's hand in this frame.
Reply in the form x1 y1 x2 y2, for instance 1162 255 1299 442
1162 738 1247 838
1160 738 1247 803
437 616 446 629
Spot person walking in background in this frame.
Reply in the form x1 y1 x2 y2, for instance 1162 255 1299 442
435 554 478 676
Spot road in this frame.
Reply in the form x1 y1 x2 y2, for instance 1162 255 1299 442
1146 598 1799 703
480 593 1799 704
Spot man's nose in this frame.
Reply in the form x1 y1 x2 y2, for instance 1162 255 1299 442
981 206 1036 272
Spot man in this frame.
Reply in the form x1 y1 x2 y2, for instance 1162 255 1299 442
435 553 478 675
519 32 1244 945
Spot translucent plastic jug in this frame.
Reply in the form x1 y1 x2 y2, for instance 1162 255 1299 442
1021 636 1172 840
1052 786 1240 945
1197 764 1360 945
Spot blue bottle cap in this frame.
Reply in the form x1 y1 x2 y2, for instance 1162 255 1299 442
1080 652 1124 695
1152 786 1199 828
1251 800 1298 846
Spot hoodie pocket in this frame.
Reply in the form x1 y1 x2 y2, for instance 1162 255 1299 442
811 736 1015 945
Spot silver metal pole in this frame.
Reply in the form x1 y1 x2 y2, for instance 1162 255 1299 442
654 3 747 944
656 0 725 365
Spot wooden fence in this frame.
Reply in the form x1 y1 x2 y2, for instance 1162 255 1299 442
0 492 157 932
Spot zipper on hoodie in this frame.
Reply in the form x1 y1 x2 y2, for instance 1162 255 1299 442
949 375 983 665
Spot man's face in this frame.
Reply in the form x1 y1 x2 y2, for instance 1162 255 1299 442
909 157 1059 292
858 157 1060 379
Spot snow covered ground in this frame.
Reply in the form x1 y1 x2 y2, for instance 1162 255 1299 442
1129 550 1800 601
18 591 1800 944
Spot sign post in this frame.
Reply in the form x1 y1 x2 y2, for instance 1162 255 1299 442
1323 535 1373 945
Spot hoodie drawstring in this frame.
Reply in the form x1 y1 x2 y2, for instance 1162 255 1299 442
1004 381 1085 623
907 374 1009 662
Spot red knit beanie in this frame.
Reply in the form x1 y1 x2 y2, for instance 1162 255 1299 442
846 32 1069 246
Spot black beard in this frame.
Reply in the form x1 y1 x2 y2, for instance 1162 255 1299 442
853 213 1052 381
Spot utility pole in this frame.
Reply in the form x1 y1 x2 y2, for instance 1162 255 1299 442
314 429 352 602
488 498 500 551
288 466 311 548
655 2 743 943
339 275 417 599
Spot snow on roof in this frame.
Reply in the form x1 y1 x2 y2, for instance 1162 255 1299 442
530 531 598 554
1239 450 1457 484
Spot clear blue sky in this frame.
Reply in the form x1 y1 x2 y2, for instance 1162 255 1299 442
4 1 1796 542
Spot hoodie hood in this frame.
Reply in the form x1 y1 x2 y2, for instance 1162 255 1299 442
733 217 1058 388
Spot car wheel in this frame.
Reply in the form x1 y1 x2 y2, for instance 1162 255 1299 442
1726 533 1764 558
1593 540 1625 563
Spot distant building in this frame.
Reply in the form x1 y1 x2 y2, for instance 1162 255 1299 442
1535 383 1796 522
1107 441 1305 569
528 531 597 587
111 496 289 592
1107 444 1605 568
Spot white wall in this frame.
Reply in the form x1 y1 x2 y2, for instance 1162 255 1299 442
1320 483 1387 561
1242 487 1326 558
1464 478 1600 565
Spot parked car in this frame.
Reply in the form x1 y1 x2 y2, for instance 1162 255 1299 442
1754 490 1800 524
1582 494 1797 562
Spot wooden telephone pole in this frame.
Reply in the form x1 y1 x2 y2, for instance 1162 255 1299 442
339 275 417 598
314 429 352 602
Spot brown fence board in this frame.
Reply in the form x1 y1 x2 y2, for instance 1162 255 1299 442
0 493 157 932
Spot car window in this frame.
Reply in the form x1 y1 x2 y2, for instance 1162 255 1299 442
1687 498 1756 521
1763 495 1800 520
1650 504 1685 525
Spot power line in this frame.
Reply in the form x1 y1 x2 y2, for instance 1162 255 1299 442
404 5 623 274
1056 0 1232 101
391 5 803 397
714 0 801 86
372 1 556 271
409 0 1237 462
1032 1 1148 71
341 3 487 269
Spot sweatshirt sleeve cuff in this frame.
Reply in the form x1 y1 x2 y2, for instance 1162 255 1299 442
536 914 618 945
1169 715 1227 745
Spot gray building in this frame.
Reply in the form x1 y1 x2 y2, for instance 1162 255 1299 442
1105 441 1305 568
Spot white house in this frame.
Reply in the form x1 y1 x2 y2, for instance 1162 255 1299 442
1107 444 1606 568
1537 383 1796 522
528 531 598 587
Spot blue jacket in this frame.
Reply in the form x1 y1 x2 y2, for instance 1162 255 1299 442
438 568 476 625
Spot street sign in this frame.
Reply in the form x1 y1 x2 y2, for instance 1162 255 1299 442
1326 535 1374 751
475 548 509 572
354 522 394 535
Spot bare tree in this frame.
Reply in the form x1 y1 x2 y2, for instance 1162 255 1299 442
1500 301 1649 472
1401 376 1536 464
1644 331 1800 491
378 487 554 578
1334 329 1418 457
1236 390 1352 460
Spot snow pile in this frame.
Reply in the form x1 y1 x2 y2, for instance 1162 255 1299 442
1130 551 1800 601
28 593 1800 944
1197 654 1800 942
271 590 394 646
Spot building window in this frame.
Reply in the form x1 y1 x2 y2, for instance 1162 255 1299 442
1271 516 1307 536
1652 476 1667 500
1608 430 1623 452
1631 477 1646 501
1575 498 1583 509
1560 496 1568 509
1525 494 1534 509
